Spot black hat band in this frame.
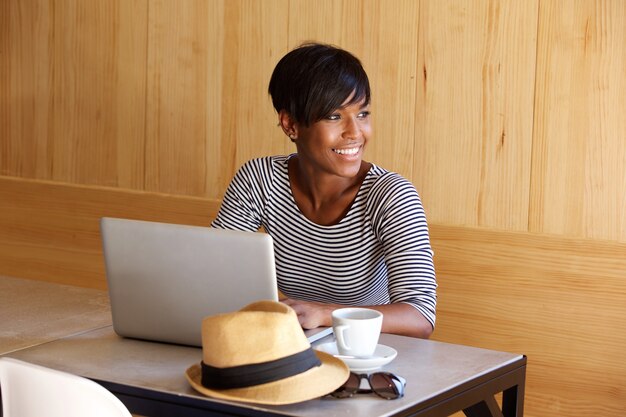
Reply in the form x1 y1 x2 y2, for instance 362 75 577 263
201 347 322 389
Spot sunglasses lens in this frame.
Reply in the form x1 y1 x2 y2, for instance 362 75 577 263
331 373 361 398
369 373 405 399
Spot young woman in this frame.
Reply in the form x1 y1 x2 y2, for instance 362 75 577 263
212 43 436 338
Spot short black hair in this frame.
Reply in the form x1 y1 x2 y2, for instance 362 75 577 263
268 43 371 127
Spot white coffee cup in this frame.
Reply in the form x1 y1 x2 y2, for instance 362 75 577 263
331 308 383 358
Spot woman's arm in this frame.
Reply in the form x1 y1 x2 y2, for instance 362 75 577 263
211 158 271 231
281 298 433 339
368 173 437 337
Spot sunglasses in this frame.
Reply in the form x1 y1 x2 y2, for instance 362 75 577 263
331 372 406 400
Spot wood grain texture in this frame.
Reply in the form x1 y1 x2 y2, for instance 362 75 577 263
414 0 538 230
145 0 211 196
431 224 626 416
0 176 220 289
3 0 625 241
2 1 146 186
220 0 290 183
531 0 626 241
358 0 420 180
1 0 53 179
0 0 148 187
143 0 290 198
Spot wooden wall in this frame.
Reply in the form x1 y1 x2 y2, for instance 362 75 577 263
2 1 626 416
3 0 624 240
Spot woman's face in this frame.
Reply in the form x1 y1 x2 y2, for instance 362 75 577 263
294 98 372 179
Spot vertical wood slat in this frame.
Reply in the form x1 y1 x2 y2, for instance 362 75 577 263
359 0 420 181
115 1 149 190
1 0 53 178
145 0 211 196
220 0 290 180
144 0 289 199
0 0 148 188
530 0 626 241
414 0 538 231
63 1 144 184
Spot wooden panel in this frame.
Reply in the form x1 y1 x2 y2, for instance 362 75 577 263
530 0 626 241
4 1 626 242
1 0 53 179
414 0 538 230
145 0 212 196
0 0 148 187
221 0 290 178
113 1 150 190
357 0 420 180
145 0 288 199
431 224 626 416
287 0 419 179
0 176 221 289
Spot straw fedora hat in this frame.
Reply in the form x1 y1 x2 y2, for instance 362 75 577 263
185 300 349 405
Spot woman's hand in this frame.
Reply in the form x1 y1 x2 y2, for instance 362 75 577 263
281 298 339 329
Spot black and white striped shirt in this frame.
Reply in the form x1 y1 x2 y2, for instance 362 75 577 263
212 155 437 327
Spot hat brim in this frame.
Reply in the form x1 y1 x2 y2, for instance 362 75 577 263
186 350 349 405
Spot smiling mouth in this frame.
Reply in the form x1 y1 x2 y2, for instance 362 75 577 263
333 146 360 156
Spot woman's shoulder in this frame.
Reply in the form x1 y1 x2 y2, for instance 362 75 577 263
241 154 289 168
364 164 426 227
367 163 416 193
236 155 291 177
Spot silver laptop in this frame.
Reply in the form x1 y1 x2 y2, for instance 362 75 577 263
100 217 332 346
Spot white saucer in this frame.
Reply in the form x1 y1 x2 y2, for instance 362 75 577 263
315 342 397 372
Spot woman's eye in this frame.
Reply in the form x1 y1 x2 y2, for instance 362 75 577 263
358 111 371 119
326 114 341 121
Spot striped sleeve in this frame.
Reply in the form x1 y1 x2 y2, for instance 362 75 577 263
367 172 437 328
211 158 273 231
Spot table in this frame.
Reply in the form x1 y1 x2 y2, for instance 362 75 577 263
3 326 525 417
0 276 525 416
0 275 112 354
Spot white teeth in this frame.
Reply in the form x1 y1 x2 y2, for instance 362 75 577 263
333 147 359 155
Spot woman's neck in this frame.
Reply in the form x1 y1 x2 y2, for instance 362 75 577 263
288 156 370 225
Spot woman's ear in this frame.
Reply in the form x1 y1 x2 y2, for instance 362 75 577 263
278 110 298 141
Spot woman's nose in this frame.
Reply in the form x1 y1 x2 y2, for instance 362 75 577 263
342 117 360 140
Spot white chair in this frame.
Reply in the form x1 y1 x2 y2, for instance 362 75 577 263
0 357 132 417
